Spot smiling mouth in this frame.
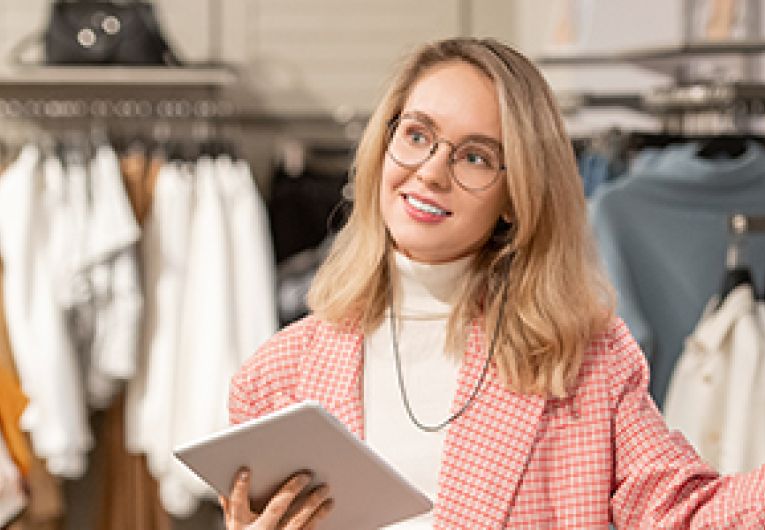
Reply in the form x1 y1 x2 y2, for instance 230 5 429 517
403 194 452 217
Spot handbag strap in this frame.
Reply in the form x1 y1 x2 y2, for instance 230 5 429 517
7 30 44 66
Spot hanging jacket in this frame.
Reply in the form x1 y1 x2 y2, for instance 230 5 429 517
215 156 278 357
0 146 91 478
589 141 765 406
664 284 765 474
157 156 241 516
84 146 143 407
127 156 278 516
125 162 194 481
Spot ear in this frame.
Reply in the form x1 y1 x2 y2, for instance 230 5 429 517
489 213 513 248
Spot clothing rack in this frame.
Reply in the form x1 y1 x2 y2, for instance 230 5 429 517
0 95 368 148
0 97 237 120
644 82 765 113
555 92 645 115
558 81 765 115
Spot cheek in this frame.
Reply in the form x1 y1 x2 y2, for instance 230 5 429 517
380 159 407 209
379 164 398 222
381 156 407 189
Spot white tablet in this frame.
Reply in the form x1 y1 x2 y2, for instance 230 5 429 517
173 401 433 529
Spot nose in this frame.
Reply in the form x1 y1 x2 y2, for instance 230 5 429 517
414 141 452 188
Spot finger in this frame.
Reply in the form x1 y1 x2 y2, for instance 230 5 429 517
257 473 312 528
219 495 229 513
301 499 334 530
229 469 256 524
282 485 331 530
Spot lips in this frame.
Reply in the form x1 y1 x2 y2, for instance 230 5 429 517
402 193 452 217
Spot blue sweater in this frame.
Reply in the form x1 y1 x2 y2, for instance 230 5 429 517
589 141 765 407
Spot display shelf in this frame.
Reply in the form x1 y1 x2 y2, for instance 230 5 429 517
537 40 765 74
556 92 644 114
643 81 765 112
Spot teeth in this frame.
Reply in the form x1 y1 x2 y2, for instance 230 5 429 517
406 195 449 216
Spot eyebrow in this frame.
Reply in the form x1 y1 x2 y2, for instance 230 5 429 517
401 110 504 149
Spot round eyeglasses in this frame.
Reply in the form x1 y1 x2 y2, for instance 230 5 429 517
386 114 506 191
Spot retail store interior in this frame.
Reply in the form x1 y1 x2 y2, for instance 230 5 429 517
2 1 765 528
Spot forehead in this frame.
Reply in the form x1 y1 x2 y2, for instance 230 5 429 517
400 60 501 140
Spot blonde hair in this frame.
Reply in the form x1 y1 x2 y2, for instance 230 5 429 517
307 38 614 398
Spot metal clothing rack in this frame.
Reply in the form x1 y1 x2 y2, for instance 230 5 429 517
0 97 237 121
556 81 765 135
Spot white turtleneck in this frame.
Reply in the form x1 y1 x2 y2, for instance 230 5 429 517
364 252 472 529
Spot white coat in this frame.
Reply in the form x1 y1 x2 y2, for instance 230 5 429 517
664 283 765 474
0 146 91 478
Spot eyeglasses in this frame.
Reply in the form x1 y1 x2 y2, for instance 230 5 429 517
386 114 506 191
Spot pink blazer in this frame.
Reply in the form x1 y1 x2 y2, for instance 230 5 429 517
229 316 765 529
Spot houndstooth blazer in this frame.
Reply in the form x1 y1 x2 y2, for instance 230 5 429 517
228 315 765 529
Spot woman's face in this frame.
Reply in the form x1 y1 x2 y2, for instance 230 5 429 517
380 60 509 264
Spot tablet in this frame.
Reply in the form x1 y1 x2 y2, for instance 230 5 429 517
173 401 433 529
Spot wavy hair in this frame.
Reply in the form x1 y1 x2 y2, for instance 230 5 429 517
307 38 614 398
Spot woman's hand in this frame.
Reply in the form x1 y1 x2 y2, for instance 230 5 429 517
220 469 333 530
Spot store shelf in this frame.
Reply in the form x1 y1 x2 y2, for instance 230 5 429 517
538 40 765 72
555 91 644 115
0 64 240 87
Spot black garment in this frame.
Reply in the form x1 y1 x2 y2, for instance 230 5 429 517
268 162 349 264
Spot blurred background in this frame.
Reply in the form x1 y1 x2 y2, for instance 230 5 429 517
2 1 765 529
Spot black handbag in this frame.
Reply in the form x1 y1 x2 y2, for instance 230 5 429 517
43 0 181 66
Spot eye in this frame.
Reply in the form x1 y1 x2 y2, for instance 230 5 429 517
401 122 433 147
456 143 498 169
466 152 489 166
409 131 427 145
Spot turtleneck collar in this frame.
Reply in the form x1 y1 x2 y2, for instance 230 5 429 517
393 251 473 317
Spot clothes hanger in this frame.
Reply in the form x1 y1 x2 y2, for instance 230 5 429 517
718 266 753 304
695 134 750 160
718 214 756 307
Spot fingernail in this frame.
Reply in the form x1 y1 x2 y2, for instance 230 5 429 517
239 469 249 481
299 473 312 486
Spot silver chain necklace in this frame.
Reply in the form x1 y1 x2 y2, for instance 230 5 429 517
388 283 509 432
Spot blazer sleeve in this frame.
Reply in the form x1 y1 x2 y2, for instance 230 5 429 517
228 316 316 425
608 321 765 528
228 358 263 426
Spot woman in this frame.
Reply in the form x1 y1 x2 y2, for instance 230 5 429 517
221 38 765 529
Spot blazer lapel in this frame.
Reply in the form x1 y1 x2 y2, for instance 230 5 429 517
297 318 366 438
435 321 546 528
